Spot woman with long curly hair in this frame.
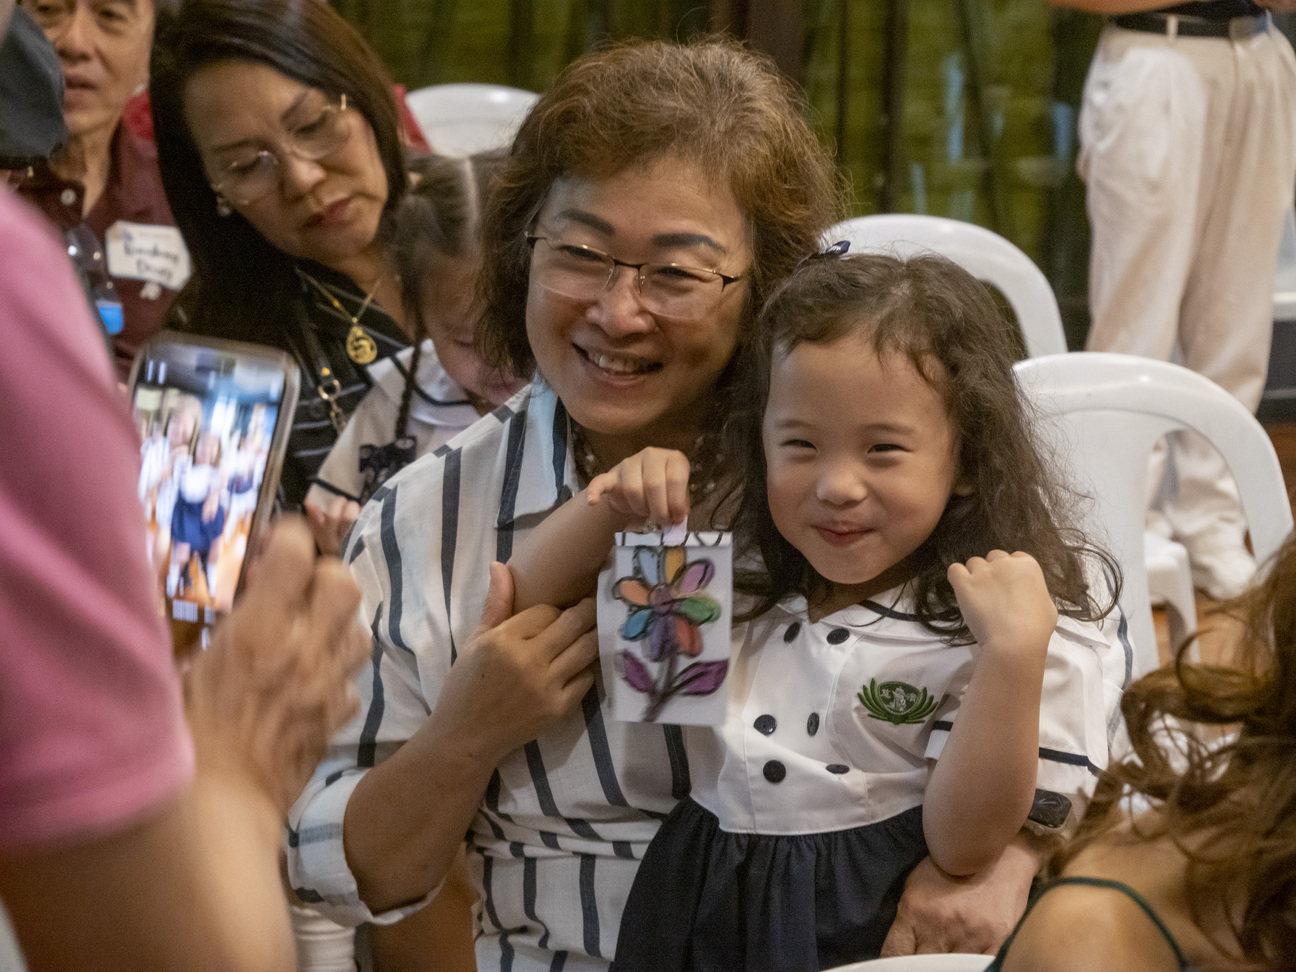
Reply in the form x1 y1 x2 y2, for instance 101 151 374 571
995 533 1296 971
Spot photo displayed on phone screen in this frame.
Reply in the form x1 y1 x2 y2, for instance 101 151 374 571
132 347 285 623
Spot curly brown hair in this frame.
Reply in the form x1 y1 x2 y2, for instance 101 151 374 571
477 37 846 381
1054 533 1296 968
724 252 1119 639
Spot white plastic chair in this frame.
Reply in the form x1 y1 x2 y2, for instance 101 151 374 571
824 955 990 972
404 83 538 157
824 214 1068 359
1015 352 1293 678
830 213 1200 641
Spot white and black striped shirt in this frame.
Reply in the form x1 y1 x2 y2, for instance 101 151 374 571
288 378 689 971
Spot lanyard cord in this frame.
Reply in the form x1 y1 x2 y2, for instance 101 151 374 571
286 300 348 434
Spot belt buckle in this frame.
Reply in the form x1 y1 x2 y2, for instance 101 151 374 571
1230 11 1269 41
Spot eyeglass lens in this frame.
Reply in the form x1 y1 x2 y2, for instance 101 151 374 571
530 238 724 320
215 94 350 205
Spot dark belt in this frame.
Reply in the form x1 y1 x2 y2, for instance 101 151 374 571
1112 10 1270 39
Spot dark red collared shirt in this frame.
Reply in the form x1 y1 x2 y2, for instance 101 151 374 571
17 122 184 379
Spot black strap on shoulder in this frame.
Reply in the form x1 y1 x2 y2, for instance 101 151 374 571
991 876 1190 970
1046 878 1189 968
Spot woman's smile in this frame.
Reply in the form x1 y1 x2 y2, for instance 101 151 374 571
574 344 662 379
524 154 751 463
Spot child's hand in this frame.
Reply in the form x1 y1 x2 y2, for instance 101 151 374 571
586 447 690 530
947 550 1058 655
304 496 362 557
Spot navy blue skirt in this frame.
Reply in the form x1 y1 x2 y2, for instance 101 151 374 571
171 497 225 553
612 798 928 972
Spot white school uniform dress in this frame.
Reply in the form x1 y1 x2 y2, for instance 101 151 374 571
613 591 1131 970
306 340 482 508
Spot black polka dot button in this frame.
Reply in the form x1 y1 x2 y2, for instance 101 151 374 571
763 760 787 783
806 713 820 736
754 714 777 736
826 764 850 775
826 628 850 645
783 622 801 643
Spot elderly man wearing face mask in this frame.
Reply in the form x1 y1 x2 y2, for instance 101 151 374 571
15 0 188 378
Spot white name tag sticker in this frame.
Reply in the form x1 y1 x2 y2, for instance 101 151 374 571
105 221 191 289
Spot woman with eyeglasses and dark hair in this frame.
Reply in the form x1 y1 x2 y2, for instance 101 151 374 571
286 38 1082 971
149 0 412 509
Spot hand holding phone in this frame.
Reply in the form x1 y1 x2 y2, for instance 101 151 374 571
187 515 369 814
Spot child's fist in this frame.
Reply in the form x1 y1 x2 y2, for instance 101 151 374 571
947 550 1057 656
586 447 691 529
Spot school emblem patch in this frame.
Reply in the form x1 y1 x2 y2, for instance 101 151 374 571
858 678 938 725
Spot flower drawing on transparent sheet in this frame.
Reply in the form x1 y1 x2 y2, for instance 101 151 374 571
605 533 732 723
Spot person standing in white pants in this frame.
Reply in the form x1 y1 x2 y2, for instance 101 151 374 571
1056 0 1296 598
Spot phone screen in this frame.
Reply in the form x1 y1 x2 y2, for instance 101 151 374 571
131 336 296 628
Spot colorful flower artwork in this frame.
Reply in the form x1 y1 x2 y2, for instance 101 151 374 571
598 532 733 724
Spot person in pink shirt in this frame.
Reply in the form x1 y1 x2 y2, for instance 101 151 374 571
0 15 370 957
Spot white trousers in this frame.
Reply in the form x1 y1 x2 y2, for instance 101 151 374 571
290 904 358 972
1079 20 1296 554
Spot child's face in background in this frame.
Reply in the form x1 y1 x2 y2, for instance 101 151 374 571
168 410 198 446
195 432 220 465
762 333 962 604
418 252 525 412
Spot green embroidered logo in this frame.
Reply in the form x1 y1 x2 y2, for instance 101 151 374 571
857 679 938 725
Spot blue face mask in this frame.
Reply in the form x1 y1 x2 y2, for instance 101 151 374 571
0 6 66 169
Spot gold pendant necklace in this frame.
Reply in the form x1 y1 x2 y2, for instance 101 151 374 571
346 322 378 365
300 271 381 365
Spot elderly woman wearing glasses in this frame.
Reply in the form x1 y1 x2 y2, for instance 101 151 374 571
149 0 411 510
285 38 1059 971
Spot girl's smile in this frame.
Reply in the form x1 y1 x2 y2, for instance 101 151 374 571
762 331 963 610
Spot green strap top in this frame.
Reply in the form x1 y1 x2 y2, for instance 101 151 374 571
988 876 1191 971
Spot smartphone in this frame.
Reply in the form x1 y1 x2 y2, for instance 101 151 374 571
129 331 299 635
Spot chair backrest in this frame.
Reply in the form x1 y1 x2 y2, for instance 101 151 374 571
1014 352 1293 678
823 954 990 971
404 83 539 157
825 214 1068 359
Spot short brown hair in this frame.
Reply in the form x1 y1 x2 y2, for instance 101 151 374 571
479 38 846 378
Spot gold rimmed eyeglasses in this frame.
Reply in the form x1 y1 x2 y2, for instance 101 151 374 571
525 234 745 322
209 93 354 207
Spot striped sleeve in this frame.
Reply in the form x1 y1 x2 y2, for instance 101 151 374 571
285 468 449 925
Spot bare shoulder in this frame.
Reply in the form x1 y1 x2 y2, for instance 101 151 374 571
997 880 1183 972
